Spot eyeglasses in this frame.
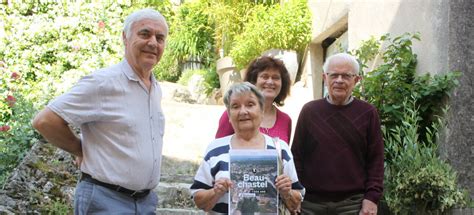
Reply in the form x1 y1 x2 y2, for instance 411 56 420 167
326 73 358 80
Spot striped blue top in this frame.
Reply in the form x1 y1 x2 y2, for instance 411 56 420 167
190 134 305 213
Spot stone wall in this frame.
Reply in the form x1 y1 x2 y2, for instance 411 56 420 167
0 142 78 214
440 0 474 200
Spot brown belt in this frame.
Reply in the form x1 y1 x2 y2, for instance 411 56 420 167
80 172 150 199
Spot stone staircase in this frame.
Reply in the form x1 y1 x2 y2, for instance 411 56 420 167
155 155 205 215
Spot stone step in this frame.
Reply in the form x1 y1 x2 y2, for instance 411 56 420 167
160 155 200 184
156 208 205 215
155 182 196 209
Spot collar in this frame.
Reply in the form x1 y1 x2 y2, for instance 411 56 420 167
326 95 354 106
120 59 157 85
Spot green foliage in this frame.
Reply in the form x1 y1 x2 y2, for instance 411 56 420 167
202 67 220 95
1 2 125 104
0 63 39 186
0 0 173 187
153 49 181 82
350 32 465 213
350 36 381 71
167 1 215 64
205 0 256 57
352 33 460 142
42 199 72 215
155 0 217 82
383 98 466 214
178 70 204 86
178 68 220 96
229 0 311 69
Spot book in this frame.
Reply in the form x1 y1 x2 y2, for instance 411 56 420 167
228 149 280 215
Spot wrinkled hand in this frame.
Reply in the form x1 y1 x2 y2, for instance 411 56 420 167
275 174 292 198
359 199 377 215
213 178 232 198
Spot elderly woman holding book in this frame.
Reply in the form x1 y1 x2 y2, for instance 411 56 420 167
190 82 304 214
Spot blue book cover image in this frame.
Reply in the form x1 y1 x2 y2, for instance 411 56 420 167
229 149 280 215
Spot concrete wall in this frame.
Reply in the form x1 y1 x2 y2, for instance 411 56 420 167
303 0 450 99
440 0 474 200
304 0 473 200
350 0 449 75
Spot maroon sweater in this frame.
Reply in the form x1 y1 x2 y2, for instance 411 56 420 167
291 98 384 204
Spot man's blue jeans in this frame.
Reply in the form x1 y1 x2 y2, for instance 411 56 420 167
74 180 158 215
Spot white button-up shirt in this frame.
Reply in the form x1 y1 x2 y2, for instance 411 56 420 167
48 60 165 190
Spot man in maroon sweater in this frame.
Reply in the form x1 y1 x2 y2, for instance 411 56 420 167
291 53 384 215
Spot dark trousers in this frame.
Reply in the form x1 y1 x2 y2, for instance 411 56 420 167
301 194 364 215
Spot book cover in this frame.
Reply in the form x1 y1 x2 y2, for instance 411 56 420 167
228 149 280 215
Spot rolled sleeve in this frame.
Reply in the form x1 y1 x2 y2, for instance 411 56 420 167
48 74 102 127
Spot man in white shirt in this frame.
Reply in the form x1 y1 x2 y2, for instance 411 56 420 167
32 8 168 214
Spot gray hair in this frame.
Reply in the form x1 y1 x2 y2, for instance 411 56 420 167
123 8 169 39
323 53 360 74
223 82 264 112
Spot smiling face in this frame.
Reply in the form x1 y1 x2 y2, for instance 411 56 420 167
228 92 263 133
255 69 282 102
323 57 360 105
123 18 167 74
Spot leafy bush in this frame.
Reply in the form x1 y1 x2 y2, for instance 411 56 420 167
229 0 311 69
178 68 220 96
155 0 216 82
167 0 215 64
1 2 126 104
383 98 466 213
205 1 256 57
154 49 181 82
349 33 466 213
352 33 460 143
0 62 39 186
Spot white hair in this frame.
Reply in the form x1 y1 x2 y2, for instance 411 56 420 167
223 82 265 112
123 8 168 39
323 53 360 74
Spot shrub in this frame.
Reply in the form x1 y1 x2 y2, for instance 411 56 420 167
167 0 215 64
155 0 216 82
352 33 460 144
0 62 39 186
383 98 466 213
205 0 255 57
229 0 311 69
178 68 220 96
349 33 466 213
154 49 181 82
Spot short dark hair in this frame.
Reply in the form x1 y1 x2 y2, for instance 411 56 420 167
244 56 291 106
